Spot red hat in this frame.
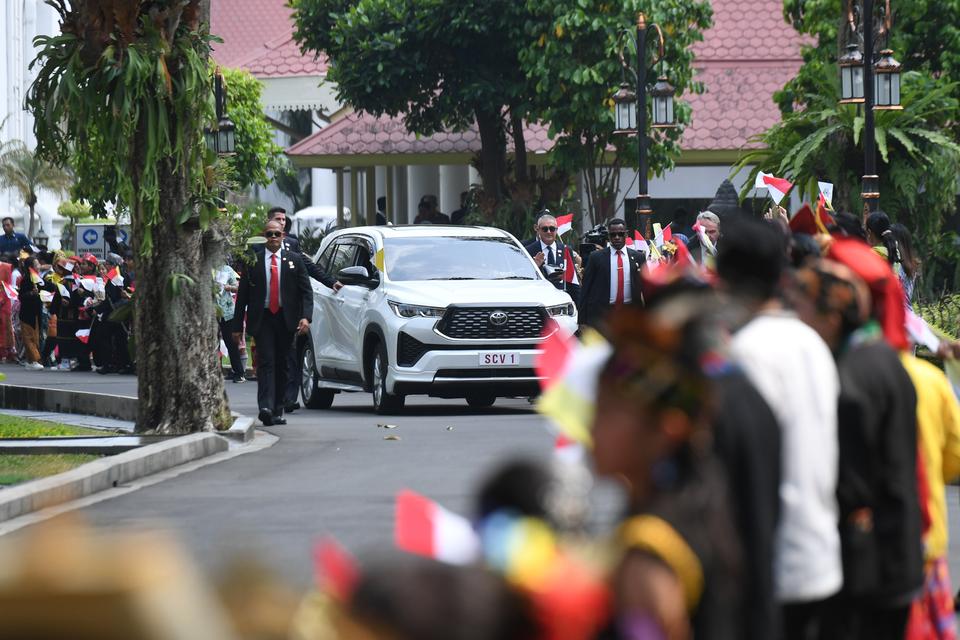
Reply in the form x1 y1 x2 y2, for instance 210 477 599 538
82 253 99 265
789 203 835 235
826 237 908 350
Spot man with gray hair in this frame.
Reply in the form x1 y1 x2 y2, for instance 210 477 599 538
524 210 580 302
690 210 721 265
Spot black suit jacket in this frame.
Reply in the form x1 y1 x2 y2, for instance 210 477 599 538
234 249 313 335
254 238 336 289
578 246 643 327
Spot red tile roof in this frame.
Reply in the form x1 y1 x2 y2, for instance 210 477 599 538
683 0 807 150
210 0 326 77
287 112 554 160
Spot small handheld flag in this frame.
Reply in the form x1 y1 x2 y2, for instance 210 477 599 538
29 268 42 285
556 213 574 236
817 181 834 210
106 267 124 287
75 329 91 344
395 490 480 565
1 281 17 300
755 171 794 204
563 246 579 286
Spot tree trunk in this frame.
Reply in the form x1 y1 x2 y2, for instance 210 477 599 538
129 0 229 435
27 203 36 239
474 107 507 215
130 153 230 434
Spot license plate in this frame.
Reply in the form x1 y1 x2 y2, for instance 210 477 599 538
478 352 521 367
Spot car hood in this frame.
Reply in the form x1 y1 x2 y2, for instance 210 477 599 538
384 279 574 308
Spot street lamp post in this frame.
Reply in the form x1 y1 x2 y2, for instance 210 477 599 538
840 0 902 220
33 226 48 250
612 13 675 237
203 69 237 210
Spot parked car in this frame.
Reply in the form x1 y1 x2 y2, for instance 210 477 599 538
300 225 578 413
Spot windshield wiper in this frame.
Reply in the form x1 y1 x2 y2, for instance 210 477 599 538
493 276 535 280
427 276 477 280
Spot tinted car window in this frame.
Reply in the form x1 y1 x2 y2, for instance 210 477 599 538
316 242 337 273
383 236 539 281
328 243 358 276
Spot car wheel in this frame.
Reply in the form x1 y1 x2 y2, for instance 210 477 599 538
301 338 335 410
465 393 496 408
371 342 405 414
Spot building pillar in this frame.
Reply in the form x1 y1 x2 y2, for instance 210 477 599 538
349 168 359 228
385 166 395 224
335 168 345 228
365 166 377 226
406 165 440 221
395 166 409 223
439 165 469 215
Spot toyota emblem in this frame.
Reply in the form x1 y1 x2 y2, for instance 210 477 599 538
488 311 509 327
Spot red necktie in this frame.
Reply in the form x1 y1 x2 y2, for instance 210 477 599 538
269 254 280 314
615 250 624 305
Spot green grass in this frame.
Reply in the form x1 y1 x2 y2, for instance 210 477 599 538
0 415 106 438
0 415 107 486
0 454 99 486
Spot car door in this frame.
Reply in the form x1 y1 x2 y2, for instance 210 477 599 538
334 236 378 376
313 240 358 368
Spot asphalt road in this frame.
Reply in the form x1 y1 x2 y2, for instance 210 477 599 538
0 364 562 587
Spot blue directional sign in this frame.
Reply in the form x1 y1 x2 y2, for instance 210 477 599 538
82 228 99 246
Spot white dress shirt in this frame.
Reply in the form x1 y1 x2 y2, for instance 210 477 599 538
540 240 559 266
264 248 282 308
608 246 632 304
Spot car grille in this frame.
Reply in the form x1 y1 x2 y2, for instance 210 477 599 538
435 368 538 379
397 332 540 367
436 307 545 340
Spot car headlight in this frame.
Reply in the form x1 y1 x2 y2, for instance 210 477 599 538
388 301 446 318
546 303 576 317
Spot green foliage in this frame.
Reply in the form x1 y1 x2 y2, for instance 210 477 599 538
291 0 528 137
27 1 216 255
915 294 960 339
228 201 270 262
220 66 284 188
56 200 91 219
521 0 712 193
274 158 311 212
733 63 960 294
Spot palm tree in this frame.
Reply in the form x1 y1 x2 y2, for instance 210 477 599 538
0 143 72 238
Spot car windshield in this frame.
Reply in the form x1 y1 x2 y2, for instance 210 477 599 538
383 236 540 282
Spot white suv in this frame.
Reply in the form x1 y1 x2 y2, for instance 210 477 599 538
300 225 578 413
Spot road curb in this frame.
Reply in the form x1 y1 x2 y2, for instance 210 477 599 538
0 432 229 523
0 384 137 422
223 414 255 442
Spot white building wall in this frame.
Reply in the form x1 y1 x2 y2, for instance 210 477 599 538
1 0 61 247
406 165 440 221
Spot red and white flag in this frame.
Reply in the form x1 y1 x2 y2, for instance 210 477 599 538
106 267 124 287
535 326 576 391
755 171 794 204
554 433 585 465
313 538 358 602
79 275 97 292
395 490 480 565
563 246 579 286
1 281 17 300
556 213 574 236
75 329 91 344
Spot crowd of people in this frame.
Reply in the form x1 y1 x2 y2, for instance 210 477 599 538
291 199 960 640
0 216 135 374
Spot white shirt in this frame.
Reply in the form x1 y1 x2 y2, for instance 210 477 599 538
264 248 282 308
608 246 632 304
539 240 559 266
730 312 841 603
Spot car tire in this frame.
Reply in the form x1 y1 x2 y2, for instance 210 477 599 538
465 393 496 408
300 338 335 410
371 341 405 414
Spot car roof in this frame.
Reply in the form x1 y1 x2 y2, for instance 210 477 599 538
331 225 514 240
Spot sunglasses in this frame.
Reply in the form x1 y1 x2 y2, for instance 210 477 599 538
264 231 283 238
539 226 557 232
608 231 627 237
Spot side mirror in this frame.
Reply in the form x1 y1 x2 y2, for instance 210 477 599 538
338 265 379 289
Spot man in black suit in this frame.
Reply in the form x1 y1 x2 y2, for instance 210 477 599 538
578 218 644 328
523 211 581 305
234 220 314 426
264 207 342 412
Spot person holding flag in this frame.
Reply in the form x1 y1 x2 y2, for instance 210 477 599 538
17 255 44 370
523 210 581 305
